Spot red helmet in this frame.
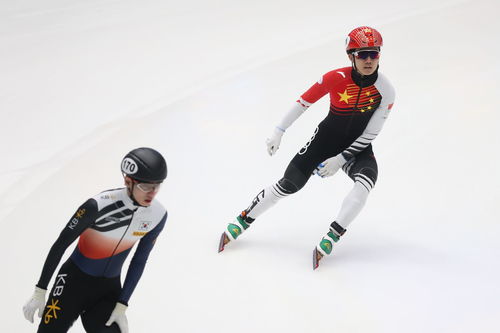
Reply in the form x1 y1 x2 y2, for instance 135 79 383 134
345 26 383 52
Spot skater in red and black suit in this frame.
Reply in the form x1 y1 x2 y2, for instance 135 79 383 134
218 26 396 269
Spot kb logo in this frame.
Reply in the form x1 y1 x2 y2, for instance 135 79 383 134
44 274 67 324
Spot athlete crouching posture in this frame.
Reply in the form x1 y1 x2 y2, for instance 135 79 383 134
23 147 168 332
218 26 396 269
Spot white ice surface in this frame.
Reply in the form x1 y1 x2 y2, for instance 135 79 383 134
2 0 499 332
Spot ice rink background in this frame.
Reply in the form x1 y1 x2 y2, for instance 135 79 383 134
1 0 499 332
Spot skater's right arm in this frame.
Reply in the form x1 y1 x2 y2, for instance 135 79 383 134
266 73 332 156
267 102 307 156
35 199 98 290
23 199 97 323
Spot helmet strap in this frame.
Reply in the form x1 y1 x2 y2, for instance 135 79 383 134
127 181 146 207
350 55 359 74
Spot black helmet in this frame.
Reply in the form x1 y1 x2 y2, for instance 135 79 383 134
121 147 167 183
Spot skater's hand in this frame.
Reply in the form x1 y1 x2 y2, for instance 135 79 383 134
315 154 347 177
106 302 129 333
266 127 284 156
23 286 46 323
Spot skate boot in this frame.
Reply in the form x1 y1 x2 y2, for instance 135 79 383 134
313 221 346 270
218 211 254 252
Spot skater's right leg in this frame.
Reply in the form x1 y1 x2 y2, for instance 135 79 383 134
223 163 310 243
219 124 332 251
247 163 309 220
37 260 88 333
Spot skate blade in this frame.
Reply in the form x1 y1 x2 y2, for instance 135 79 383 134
313 248 323 270
218 232 229 253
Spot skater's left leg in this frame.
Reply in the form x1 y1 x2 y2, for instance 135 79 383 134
316 182 371 257
316 146 378 258
81 277 121 333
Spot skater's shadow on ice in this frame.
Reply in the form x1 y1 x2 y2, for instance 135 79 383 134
221 236 451 272
330 238 448 268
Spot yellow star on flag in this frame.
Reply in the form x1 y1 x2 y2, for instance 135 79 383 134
367 106 372 110
365 91 370 96
369 98 374 103
337 89 353 104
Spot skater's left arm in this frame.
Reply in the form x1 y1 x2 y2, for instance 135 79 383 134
316 78 395 177
340 80 395 161
118 211 167 305
337 73 396 161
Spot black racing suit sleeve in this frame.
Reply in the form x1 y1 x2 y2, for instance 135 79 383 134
36 199 98 290
118 211 168 305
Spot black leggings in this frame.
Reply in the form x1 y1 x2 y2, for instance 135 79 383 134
279 125 378 193
37 260 121 333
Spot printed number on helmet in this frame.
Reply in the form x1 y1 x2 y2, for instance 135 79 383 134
122 158 138 174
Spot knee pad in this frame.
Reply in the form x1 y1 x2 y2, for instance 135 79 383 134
278 163 309 194
277 177 304 195
354 167 377 191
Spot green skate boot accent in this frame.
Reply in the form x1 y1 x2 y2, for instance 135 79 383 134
236 215 250 230
224 212 254 242
319 238 333 255
327 231 340 243
227 223 242 239
318 231 340 256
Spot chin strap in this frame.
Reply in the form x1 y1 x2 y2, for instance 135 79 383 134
351 57 358 73
127 183 145 207
348 50 359 74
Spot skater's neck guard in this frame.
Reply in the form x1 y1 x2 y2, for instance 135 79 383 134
351 65 379 87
